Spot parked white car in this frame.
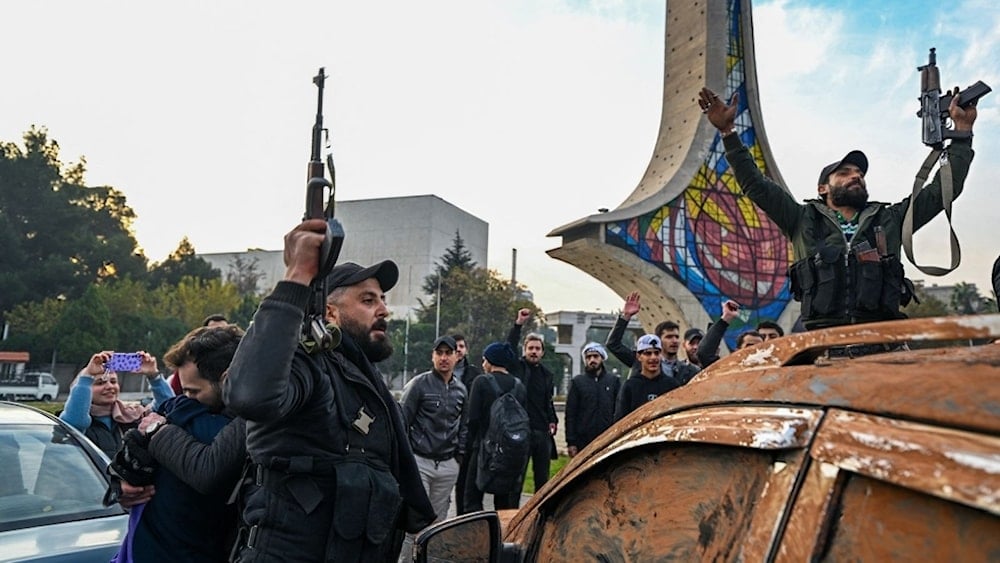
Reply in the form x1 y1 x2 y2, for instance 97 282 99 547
0 373 60 402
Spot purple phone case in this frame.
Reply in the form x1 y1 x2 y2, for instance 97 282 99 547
106 352 142 373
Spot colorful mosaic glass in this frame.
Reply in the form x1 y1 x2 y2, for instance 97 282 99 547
607 0 794 349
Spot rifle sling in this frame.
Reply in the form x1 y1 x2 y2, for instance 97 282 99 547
901 147 961 276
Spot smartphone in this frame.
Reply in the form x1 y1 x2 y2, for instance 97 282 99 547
105 352 142 373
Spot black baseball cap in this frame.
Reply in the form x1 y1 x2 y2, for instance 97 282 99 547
432 335 457 351
818 150 868 185
683 328 704 342
326 260 399 293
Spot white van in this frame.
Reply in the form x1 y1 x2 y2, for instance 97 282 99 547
0 372 60 401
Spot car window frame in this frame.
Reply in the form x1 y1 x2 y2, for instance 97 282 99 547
0 418 125 534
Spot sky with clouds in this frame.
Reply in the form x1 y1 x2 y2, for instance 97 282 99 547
2 0 997 315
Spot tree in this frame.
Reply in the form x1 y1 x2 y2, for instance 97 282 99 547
0 127 148 321
902 285 950 319
950 282 992 315
227 294 263 330
156 276 243 329
53 286 114 368
420 230 476 296
2 278 191 369
380 237 542 388
147 237 221 288
416 267 537 353
226 255 264 296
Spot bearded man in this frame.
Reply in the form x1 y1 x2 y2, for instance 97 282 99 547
698 86 978 330
564 342 620 457
223 220 434 562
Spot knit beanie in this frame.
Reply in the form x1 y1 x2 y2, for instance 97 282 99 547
482 342 516 369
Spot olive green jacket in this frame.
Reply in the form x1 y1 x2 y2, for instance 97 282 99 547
722 134 974 328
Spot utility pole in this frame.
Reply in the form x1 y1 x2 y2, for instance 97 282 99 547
435 273 441 337
403 314 410 387
511 248 518 298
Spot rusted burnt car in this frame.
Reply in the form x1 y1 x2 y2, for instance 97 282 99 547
414 315 1000 561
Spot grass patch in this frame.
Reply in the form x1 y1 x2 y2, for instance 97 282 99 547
23 401 63 416
522 455 570 494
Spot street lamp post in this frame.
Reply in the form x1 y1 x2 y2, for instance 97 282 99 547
435 274 441 338
49 295 67 377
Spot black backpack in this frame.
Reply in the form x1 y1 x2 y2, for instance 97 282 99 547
475 374 531 495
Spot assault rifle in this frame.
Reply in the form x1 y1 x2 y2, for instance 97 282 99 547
904 48 989 277
303 67 345 352
916 47 990 149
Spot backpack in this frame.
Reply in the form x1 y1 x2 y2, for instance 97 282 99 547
475 374 531 495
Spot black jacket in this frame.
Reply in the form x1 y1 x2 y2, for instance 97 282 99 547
614 371 680 421
85 419 135 460
464 371 523 449
696 319 730 369
223 281 435 560
400 370 467 459
453 357 483 390
724 133 974 329
605 316 700 384
454 357 483 435
565 368 620 449
149 416 246 495
507 323 558 431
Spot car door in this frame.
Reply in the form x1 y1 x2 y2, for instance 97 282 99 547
520 405 823 562
776 409 1000 561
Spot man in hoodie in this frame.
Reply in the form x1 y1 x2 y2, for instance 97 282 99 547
614 335 684 421
607 292 700 386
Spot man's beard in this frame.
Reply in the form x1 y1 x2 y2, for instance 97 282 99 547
207 383 225 412
828 182 869 209
341 316 393 362
585 362 603 375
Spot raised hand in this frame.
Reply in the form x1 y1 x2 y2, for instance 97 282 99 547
136 351 159 377
515 308 532 326
949 85 978 131
698 87 739 134
721 300 741 322
283 219 328 286
622 291 641 320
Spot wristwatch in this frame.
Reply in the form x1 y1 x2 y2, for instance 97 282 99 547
145 420 166 437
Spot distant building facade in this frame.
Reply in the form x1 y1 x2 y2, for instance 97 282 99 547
200 195 488 319
544 310 642 385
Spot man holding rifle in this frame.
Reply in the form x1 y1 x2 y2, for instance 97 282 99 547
698 83 978 334
223 219 434 562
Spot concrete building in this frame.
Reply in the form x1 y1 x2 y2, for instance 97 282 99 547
200 195 488 319
917 281 956 308
545 310 642 383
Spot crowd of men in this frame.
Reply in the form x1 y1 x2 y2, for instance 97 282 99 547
63 258 788 562
51 81 982 561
